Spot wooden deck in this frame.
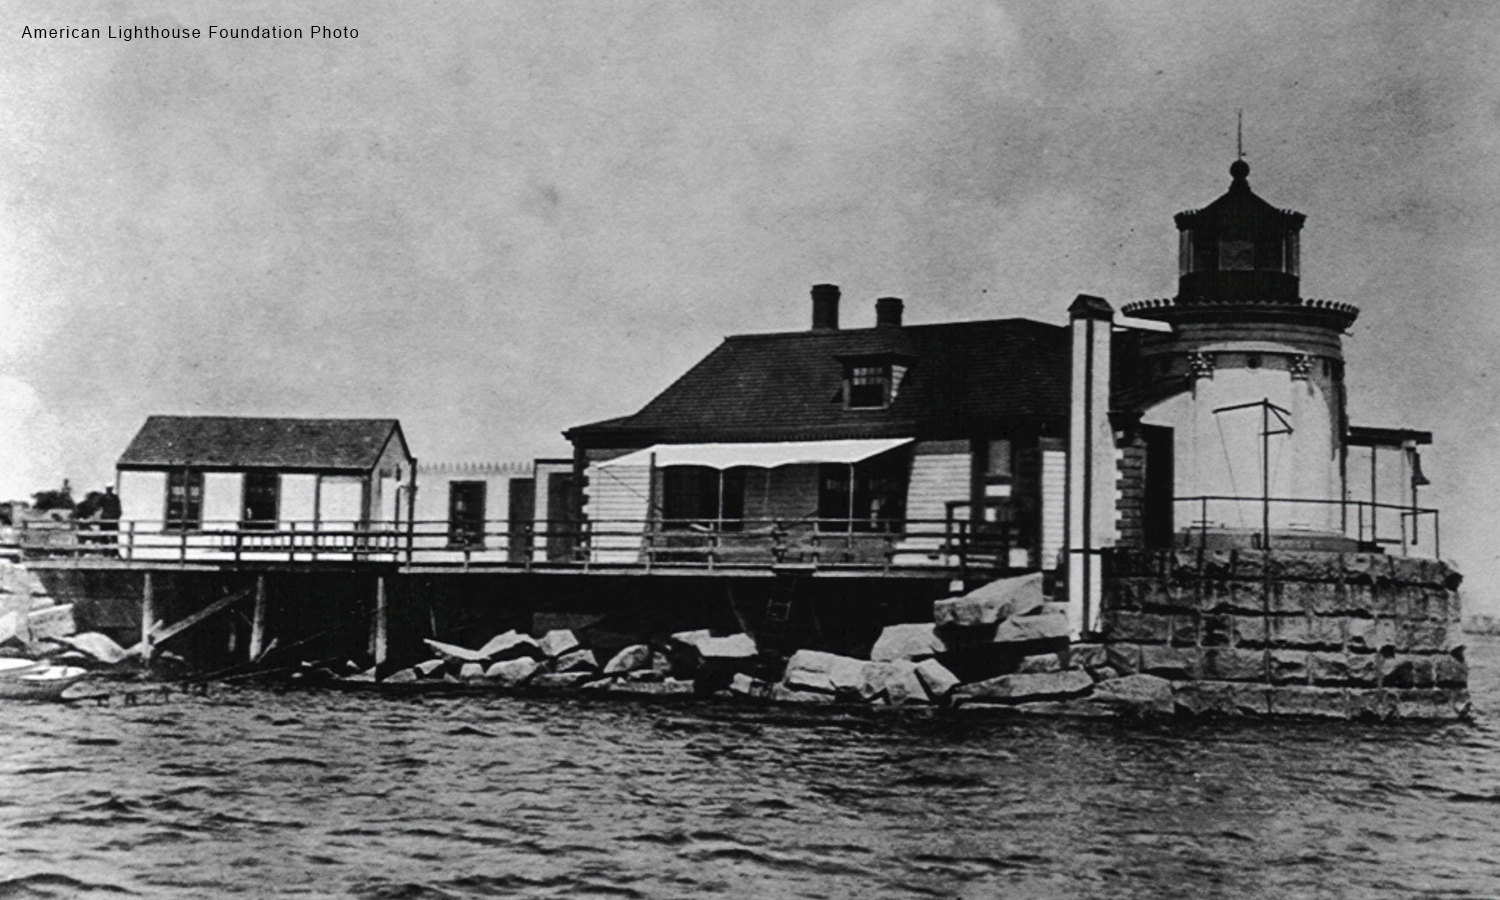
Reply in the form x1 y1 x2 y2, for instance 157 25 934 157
14 516 1027 581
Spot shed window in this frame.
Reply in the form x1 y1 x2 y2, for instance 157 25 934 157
242 472 279 529
166 469 203 531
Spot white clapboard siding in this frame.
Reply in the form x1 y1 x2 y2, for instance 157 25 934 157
1041 449 1067 569
894 450 970 565
584 463 650 563
202 473 244 528
119 470 167 529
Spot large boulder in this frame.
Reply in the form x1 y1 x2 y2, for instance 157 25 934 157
61 632 128 665
771 684 838 704
869 623 946 662
932 573 1046 628
554 649 598 672
951 669 1093 706
27 604 75 642
538 629 580 659
628 653 676 682
914 659 961 701
856 662 900 701
477 631 543 662
1017 653 1061 674
383 668 418 684
729 672 771 699
1088 673 1175 716
603 644 651 675
689 634 759 678
669 629 713 650
867 660 930 705
0 611 23 647
608 678 696 697
532 672 594 690
423 638 489 664
782 650 866 695
485 657 541 686
459 662 487 681
994 609 1069 644
698 634 757 662
415 658 446 678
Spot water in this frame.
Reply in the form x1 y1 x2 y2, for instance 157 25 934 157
3 640 1499 900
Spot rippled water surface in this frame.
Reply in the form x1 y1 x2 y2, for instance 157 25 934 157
3 638 1499 899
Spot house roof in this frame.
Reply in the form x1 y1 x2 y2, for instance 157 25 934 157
566 317 1069 446
118 416 410 472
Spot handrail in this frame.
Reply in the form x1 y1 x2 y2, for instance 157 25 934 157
1174 494 1439 557
24 515 1012 573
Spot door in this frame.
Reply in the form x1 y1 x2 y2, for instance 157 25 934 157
507 478 534 562
545 472 577 561
1142 425 1175 548
448 481 487 548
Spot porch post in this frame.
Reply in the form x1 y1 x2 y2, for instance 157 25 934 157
1066 295 1116 640
847 463 855 533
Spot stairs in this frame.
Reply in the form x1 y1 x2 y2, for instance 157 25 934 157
759 575 801 653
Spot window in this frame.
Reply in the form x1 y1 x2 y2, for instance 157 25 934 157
848 365 889 409
661 466 745 530
985 439 1013 479
448 481 487 547
1219 239 1255 270
166 469 203 531
816 456 907 532
242 472 279 530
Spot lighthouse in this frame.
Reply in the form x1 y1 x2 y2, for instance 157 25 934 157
1117 159 1361 545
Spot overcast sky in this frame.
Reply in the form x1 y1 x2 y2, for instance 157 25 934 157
3 0 1498 605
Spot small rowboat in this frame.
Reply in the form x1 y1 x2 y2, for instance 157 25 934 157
0 659 90 701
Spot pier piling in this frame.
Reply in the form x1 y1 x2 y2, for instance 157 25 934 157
373 575 388 668
141 572 155 665
249 575 267 661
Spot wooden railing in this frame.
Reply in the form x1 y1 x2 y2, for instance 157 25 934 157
21 516 1024 574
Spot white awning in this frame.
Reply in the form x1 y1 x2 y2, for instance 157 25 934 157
596 438 913 470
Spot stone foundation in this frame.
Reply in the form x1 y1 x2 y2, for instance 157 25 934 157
1094 548 1469 720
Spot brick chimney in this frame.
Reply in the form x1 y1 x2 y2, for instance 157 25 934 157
811 284 840 331
875 296 903 328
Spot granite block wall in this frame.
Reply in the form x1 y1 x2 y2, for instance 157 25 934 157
1096 548 1469 720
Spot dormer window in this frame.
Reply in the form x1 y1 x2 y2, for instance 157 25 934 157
848 365 888 408
844 362 909 409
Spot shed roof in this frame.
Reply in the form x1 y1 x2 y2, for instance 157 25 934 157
566 317 1069 446
118 416 409 471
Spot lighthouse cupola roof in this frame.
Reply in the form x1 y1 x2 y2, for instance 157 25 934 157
1119 159 1358 332
1172 159 1308 305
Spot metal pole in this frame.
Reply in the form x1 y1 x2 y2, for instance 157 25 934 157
1370 446 1378 544
1262 400 1271 550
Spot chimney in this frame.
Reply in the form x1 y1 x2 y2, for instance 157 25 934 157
811 283 840 331
875 296 904 328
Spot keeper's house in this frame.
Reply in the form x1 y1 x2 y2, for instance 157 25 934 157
563 287 1071 569
115 416 415 559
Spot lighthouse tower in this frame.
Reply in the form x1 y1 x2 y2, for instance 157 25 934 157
1119 160 1359 541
